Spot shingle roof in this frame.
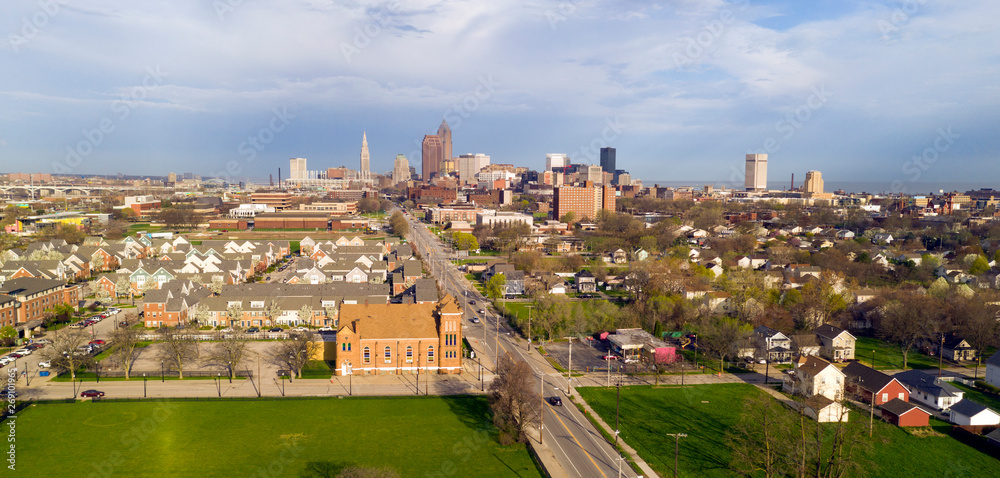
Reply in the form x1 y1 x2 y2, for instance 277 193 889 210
797 355 841 378
949 399 996 418
843 362 897 393
881 398 925 417
339 302 440 340
893 370 962 399
815 323 854 340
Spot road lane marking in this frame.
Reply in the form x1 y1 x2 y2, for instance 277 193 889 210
547 398 609 478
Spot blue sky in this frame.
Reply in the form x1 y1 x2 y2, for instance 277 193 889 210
1 0 998 188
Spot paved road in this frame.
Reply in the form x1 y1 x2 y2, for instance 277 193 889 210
404 212 639 478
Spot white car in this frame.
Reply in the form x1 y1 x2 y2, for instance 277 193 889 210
291 327 309 332
37 361 51 368
108 307 121 314
0 357 10 366
318 326 334 332
13 349 31 356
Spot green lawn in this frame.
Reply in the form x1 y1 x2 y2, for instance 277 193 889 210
953 382 1000 412
854 337 943 370
11 396 542 477
577 384 1000 478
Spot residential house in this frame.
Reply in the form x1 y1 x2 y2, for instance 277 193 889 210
804 395 849 423
843 362 909 405
880 399 931 427
948 399 1000 432
784 355 845 402
942 336 976 362
984 351 1000 389
754 326 793 363
814 324 856 362
576 270 597 293
893 370 964 411
790 334 821 357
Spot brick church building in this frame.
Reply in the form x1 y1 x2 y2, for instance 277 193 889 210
333 295 463 376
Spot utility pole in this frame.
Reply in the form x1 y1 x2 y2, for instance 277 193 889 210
615 380 621 447
525 305 533 351
665 433 687 478
568 338 573 396
938 334 944 378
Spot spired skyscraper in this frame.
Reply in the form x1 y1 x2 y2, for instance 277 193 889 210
359 132 370 179
438 120 452 166
745 154 768 191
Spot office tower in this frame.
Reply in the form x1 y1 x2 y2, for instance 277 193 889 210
545 154 569 171
804 170 824 196
359 132 370 179
422 135 443 181
600 147 616 183
553 184 617 221
290 158 308 180
585 165 604 184
457 153 491 182
393 154 410 185
745 154 768 191
438 120 452 165
167 172 176 183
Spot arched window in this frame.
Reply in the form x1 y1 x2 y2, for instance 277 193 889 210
384 346 392 363
427 346 435 363
363 347 371 364
406 346 413 363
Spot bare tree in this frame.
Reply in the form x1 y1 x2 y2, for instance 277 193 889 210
267 332 321 378
206 334 252 380
108 326 143 380
699 316 752 373
158 328 198 379
876 292 941 369
41 329 93 379
489 353 541 445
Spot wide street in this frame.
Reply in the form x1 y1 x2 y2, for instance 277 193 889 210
403 211 644 478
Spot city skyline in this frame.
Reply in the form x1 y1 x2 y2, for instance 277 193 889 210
2 1 999 185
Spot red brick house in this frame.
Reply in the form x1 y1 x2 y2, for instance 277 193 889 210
844 362 909 405
334 296 463 376
881 398 930 427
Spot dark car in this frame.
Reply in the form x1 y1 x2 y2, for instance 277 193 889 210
268 327 283 333
80 390 105 398
89 340 106 346
0 389 18 399
548 397 562 406
246 327 260 334
119 321 129 328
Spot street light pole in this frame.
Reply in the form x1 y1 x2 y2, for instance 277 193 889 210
665 433 688 478
525 305 533 351
160 360 164 382
539 374 544 445
938 334 944 378
143 373 147 398
615 380 621 447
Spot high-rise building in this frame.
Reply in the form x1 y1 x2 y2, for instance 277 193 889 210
393 154 410 185
359 132 370 179
422 135 443 181
290 158 308 180
438 120 452 165
167 172 177 183
546 154 570 171
745 154 768 191
584 165 604 184
804 170 823 195
553 184 616 221
457 153 491 183
600 147 616 184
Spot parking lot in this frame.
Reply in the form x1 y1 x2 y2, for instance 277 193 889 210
543 339 618 373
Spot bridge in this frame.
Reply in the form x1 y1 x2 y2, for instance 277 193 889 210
0 184 174 197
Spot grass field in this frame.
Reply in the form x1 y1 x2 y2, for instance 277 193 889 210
11 396 542 477
577 384 1000 478
854 337 944 370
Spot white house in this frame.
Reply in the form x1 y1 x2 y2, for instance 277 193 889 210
894 370 964 411
784 355 845 402
985 351 1000 389
948 399 1000 427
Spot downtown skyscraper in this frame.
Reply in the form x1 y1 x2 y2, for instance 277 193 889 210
359 132 370 179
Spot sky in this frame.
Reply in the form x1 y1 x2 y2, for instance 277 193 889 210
1 0 999 189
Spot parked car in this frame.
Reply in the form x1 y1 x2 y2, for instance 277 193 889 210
80 390 105 398
35 338 52 344
268 327 283 333
602 355 618 361
318 326 334 332
37 361 51 368
0 357 11 366
89 340 106 346
13 349 31 356
548 397 562 406
108 307 121 314
9 352 23 359
291 327 309 332
246 327 260 334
